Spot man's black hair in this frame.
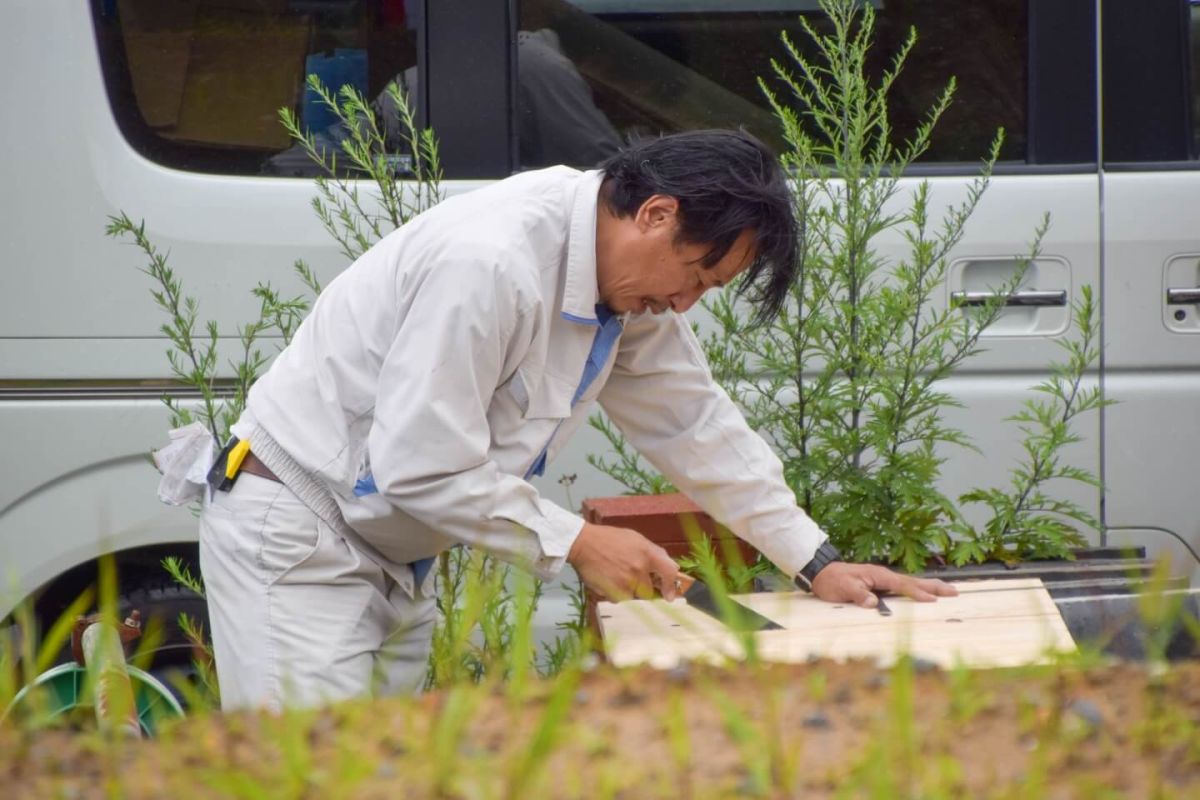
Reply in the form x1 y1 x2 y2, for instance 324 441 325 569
598 129 798 324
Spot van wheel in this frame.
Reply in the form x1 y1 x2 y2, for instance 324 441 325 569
115 581 210 674
35 565 212 706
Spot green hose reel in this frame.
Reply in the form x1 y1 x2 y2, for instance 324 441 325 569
6 662 185 736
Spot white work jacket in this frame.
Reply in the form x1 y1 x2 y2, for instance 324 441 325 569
235 167 828 585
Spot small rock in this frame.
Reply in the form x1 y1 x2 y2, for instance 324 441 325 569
832 685 853 705
912 657 940 674
736 773 764 795
1067 698 1104 733
802 710 832 730
376 762 398 780
574 689 591 705
609 687 645 707
866 673 890 690
666 663 692 684
310 714 337 737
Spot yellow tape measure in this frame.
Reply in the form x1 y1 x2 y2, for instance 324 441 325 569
225 439 251 480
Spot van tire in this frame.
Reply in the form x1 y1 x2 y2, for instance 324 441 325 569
30 549 211 688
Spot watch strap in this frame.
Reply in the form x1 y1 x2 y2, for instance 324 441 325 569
794 540 841 592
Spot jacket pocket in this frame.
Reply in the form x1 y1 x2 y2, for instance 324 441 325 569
510 365 573 420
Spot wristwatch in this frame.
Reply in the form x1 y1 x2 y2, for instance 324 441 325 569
793 540 841 592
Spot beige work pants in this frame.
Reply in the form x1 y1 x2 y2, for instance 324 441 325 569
198 474 436 711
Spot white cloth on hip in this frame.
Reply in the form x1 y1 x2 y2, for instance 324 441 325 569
232 166 828 587
199 473 435 711
151 421 215 505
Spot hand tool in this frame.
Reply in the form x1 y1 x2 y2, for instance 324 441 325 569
873 591 893 616
670 574 783 632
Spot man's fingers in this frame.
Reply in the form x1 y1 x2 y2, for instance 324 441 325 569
893 577 958 602
622 546 680 601
920 578 959 597
651 571 678 602
854 588 879 609
812 563 960 607
647 546 683 601
570 523 687 602
868 568 959 602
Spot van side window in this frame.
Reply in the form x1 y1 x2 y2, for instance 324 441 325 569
516 0 1029 170
92 0 418 177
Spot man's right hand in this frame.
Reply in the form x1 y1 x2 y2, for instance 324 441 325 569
567 521 684 602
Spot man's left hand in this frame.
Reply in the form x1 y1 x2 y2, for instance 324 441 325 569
810 562 957 608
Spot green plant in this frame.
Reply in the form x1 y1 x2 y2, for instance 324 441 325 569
679 515 763 660
503 661 581 799
587 0 1110 573
1 556 175 739
588 414 677 496
105 213 308 446
946 661 989 723
160 557 219 708
674 530 774 594
706 685 773 796
0 587 94 730
109 77 441 446
425 545 582 690
662 688 693 798
280 76 443 264
951 285 1109 564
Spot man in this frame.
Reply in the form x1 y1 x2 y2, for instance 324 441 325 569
200 130 955 711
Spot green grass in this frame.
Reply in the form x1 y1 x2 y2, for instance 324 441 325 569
3 551 1199 799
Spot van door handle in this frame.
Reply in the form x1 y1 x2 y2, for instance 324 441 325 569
950 290 1067 307
1166 287 1200 304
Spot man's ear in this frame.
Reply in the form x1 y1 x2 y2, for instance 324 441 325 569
635 194 679 232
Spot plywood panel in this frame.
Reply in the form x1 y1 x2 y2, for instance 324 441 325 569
598 579 1076 670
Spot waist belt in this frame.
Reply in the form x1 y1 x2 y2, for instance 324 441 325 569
206 435 436 591
240 451 280 483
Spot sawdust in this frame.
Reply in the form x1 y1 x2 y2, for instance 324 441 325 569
3 659 1198 798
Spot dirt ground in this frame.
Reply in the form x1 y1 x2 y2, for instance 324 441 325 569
3 659 1198 798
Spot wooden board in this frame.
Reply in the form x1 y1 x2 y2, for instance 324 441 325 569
597 579 1076 670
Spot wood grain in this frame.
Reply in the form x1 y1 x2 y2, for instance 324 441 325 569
598 578 1076 670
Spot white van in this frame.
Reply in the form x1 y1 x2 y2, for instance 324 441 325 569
3 0 1198 666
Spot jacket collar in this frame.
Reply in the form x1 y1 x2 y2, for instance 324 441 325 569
560 169 606 326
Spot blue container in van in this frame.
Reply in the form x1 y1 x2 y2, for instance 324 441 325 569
302 48 368 135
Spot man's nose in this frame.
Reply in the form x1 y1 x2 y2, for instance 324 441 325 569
670 284 706 313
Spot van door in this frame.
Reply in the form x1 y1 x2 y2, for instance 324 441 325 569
1100 0 1200 584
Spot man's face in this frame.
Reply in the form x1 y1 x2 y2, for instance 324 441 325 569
596 194 757 316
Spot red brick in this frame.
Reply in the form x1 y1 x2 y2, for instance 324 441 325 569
581 493 760 565
579 493 763 655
